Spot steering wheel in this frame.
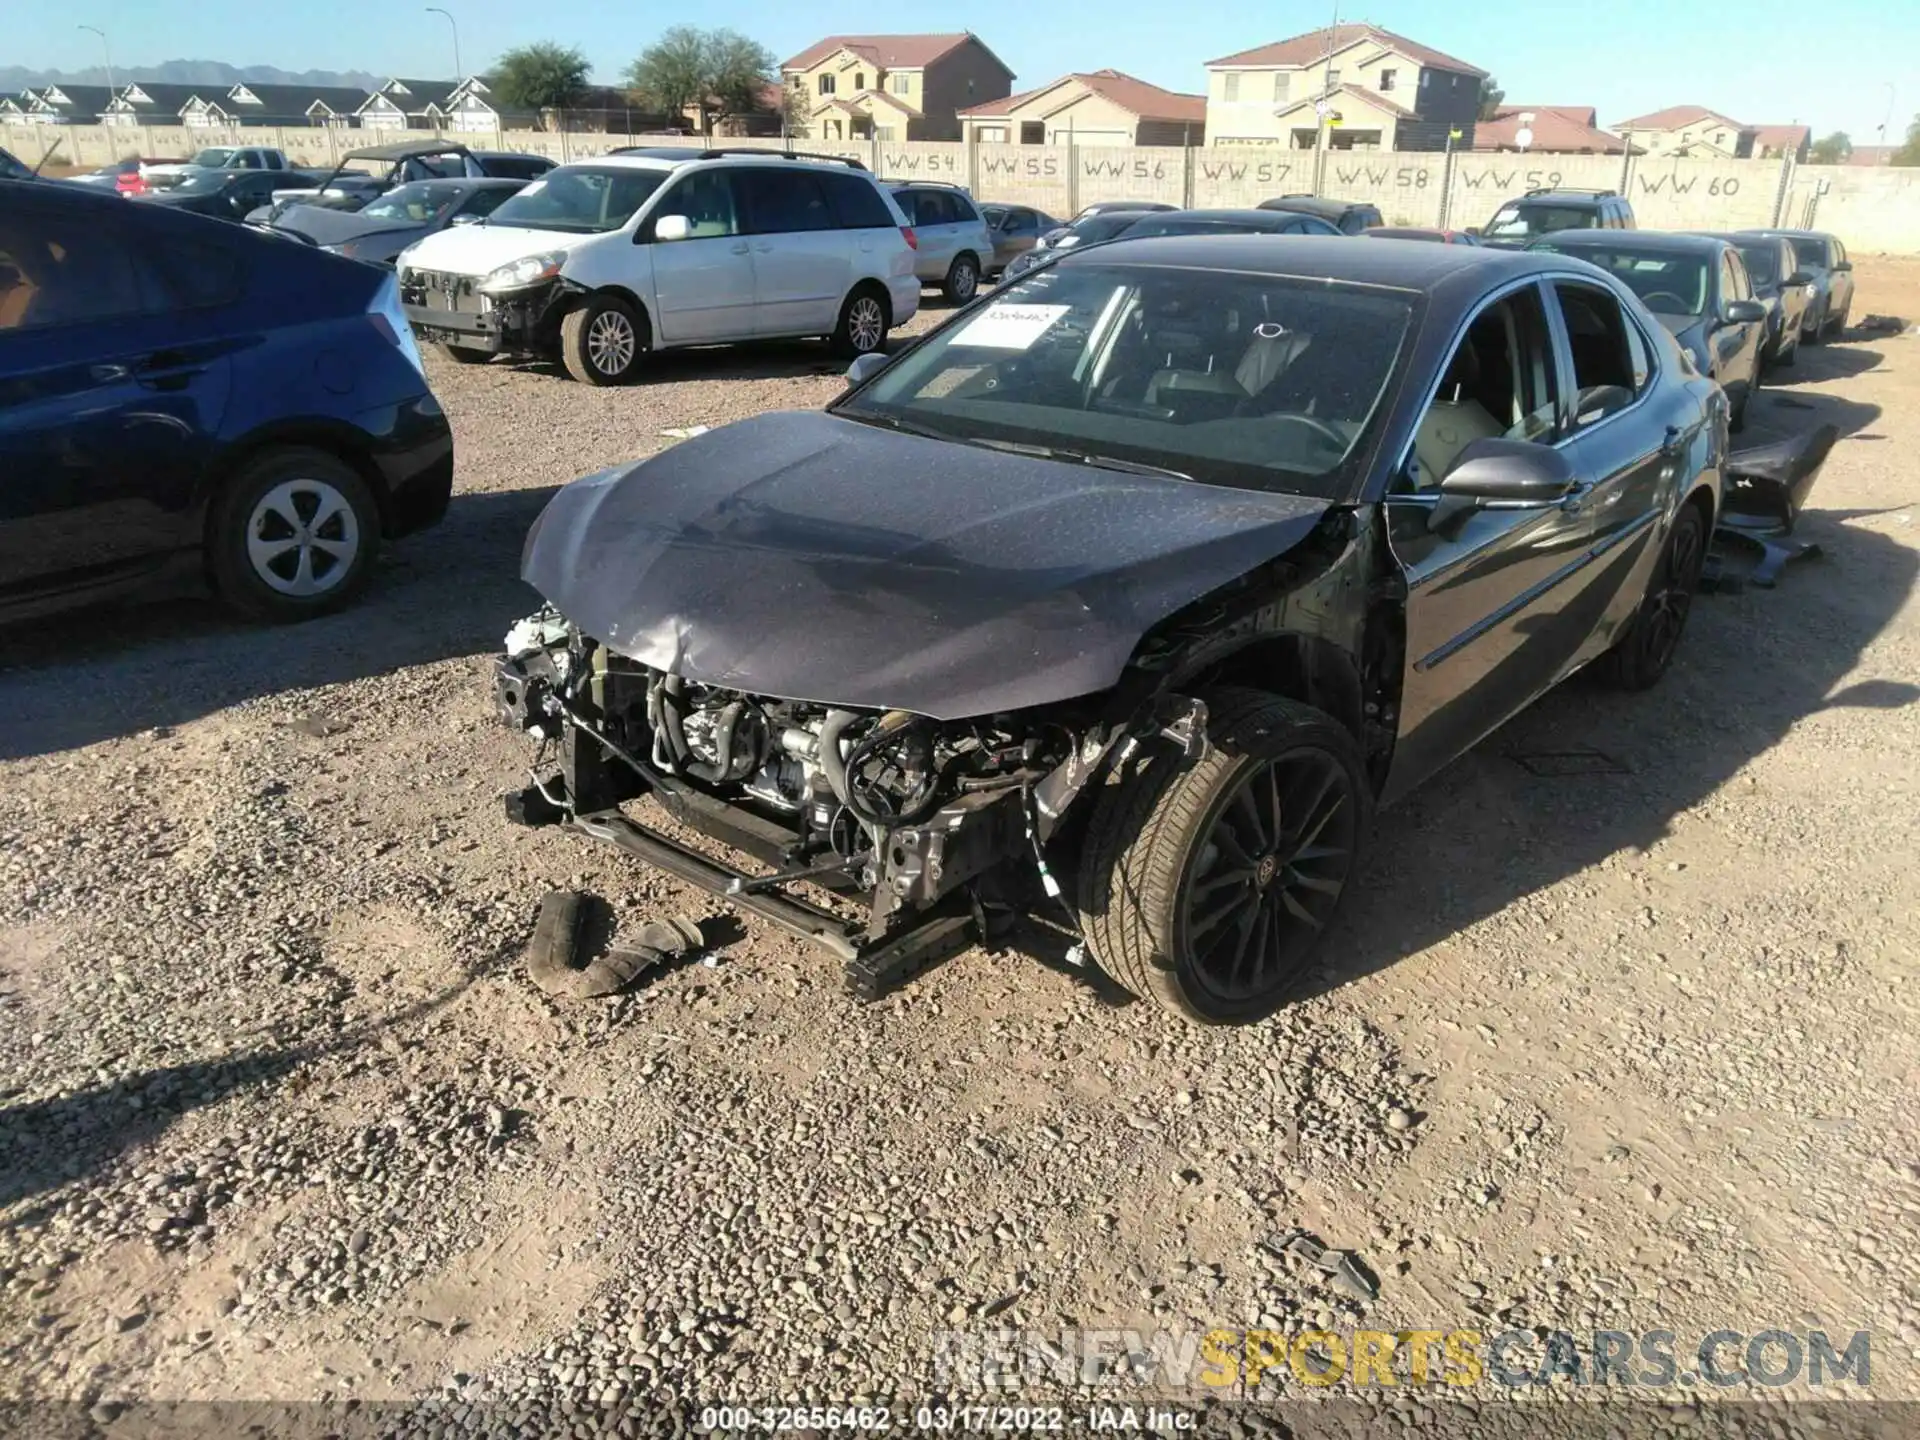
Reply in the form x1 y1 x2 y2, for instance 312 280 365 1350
1267 412 1350 449
1639 291 1690 314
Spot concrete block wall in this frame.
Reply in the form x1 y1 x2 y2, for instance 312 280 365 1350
9 122 1919 253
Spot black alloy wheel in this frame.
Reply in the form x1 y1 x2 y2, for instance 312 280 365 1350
1179 747 1359 1007
1596 503 1706 690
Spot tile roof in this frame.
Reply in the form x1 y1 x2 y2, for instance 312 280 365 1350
1274 82 1419 123
958 69 1204 123
813 89 923 120
25 83 117 116
1845 145 1895 166
781 33 998 74
1750 124 1810 153
1209 24 1485 78
1474 106 1625 154
1616 104 1745 132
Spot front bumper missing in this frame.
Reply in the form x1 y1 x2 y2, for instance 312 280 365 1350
400 276 566 356
565 808 978 997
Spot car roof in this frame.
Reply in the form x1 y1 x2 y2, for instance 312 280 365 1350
1739 227 1832 240
1515 190 1613 204
1534 230 1726 256
1135 208 1305 228
598 148 873 174
1261 195 1374 217
343 139 477 163
1058 231 1558 293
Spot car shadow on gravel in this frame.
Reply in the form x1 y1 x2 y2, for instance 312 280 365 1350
1296 514 1919 1005
0 486 561 762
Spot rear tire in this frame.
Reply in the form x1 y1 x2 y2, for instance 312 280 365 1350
942 253 980 304
1778 331 1798 367
436 342 490 365
560 294 646 385
1077 688 1372 1025
1594 503 1706 691
830 285 890 359
209 447 381 623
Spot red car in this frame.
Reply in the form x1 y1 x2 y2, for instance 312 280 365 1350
70 157 190 196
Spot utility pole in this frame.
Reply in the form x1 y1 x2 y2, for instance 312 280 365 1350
78 25 115 103
426 7 462 82
1311 1 1341 195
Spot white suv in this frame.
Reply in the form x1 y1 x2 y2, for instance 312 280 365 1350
395 149 921 384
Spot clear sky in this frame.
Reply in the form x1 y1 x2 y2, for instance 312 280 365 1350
20 0 1913 145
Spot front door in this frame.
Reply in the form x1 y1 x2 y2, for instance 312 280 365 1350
1382 279 1602 802
0 198 230 606
736 167 853 336
641 169 756 343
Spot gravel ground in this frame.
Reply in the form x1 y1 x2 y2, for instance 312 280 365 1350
2 269 1917 1428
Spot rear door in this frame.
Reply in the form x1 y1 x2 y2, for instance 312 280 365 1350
0 198 235 604
906 189 959 276
641 168 756 343
1383 279 1604 800
1544 276 1691 661
738 167 852 336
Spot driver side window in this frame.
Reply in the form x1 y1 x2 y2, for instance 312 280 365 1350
1405 286 1558 492
654 170 739 239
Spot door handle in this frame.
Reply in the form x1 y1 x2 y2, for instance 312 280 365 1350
1559 479 1596 514
752 242 774 254
730 242 750 255
89 362 131 383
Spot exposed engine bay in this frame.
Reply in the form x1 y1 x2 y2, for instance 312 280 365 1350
494 608 1178 994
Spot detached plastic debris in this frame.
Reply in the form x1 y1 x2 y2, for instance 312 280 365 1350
1855 314 1903 334
1265 1229 1381 1303
525 890 705 999
660 425 712 441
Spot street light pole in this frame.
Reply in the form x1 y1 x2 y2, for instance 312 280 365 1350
78 25 115 102
1879 82 1896 144
425 7 462 82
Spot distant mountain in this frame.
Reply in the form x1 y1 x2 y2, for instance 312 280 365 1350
2 62 385 92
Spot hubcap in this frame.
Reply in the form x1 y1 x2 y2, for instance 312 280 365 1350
952 262 977 298
246 479 360 597
1181 748 1357 1003
849 297 885 352
1642 517 1703 672
587 310 636 375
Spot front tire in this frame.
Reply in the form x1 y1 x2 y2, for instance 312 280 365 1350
830 286 890 359
1078 689 1372 1025
1594 503 1707 691
560 294 645 385
1824 301 1849 339
209 448 380 622
942 253 980 304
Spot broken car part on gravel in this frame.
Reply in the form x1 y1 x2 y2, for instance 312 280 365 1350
524 890 706 999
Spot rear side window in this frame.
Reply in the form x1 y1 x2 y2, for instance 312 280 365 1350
819 171 895 230
0 206 147 332
902 190 956 225
950 193 979 223
742 168 834 234
139 229 243 309
1552 280 1645 427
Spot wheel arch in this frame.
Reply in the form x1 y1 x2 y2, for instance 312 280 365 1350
198 421 393 557
1182 633 1367 749
846 276 893 325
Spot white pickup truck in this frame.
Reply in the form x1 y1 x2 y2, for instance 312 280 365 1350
141 146 291 189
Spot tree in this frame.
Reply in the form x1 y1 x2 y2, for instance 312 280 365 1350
625 26 778 136
489 42 589 126
1810 131 1852 164
1894 114 1920 166
1477 76 1505 122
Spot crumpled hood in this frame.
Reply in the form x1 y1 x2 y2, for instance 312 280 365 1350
521 410 1333 719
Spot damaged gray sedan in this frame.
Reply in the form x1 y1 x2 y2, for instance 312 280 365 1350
497 236 1725 1023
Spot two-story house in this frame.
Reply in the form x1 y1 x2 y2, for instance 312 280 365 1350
957 69 1206 146
780 33 1014 142
355 78 495 132
1473 105 1627 155
1615 107 1755 159
1205 24 1485 151
11 84 118 123
1751 124 1811 163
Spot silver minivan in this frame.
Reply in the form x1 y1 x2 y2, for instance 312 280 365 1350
395 150 922 385
889 181 996 303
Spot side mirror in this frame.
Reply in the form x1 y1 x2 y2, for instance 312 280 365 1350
1785 270 1812 287
449 213 482 227
1833 259 1852 273
653 214 692 243
1724 299 1768 325
844 352 891 386
1430 438 1578 532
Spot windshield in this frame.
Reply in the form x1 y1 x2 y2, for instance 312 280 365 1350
1485 203 1594 239
1736 242 1779 286
359 182 463 225
486 166 667 234
1791 237 1830 268
190 148 236 168
835 262 1414 500
1538 245 1710 316
1063 213 1147 246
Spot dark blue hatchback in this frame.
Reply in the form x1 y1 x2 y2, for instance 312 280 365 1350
0 178 454 623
